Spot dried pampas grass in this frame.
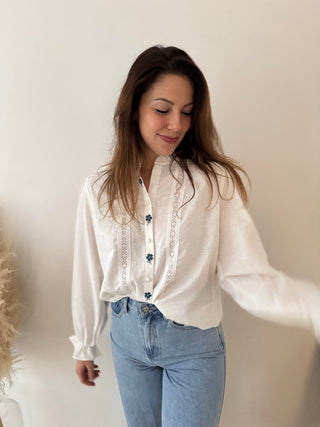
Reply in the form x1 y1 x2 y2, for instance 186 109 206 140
0 229 21 391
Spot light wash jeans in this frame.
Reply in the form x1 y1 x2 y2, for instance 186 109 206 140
110 297 226 427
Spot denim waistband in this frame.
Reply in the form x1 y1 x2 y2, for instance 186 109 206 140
115 296 160 314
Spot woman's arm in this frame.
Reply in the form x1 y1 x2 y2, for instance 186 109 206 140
217 182 320 340
70 177 108 362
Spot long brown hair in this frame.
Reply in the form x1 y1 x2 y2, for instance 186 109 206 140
96 45 249 221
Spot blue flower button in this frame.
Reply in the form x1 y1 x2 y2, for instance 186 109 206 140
146 253 153 263
145 214 152 224
144 292 152 300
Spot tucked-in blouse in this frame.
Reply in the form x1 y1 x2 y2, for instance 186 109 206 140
70 156 320 360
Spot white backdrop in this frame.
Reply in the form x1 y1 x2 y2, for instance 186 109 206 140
1 1 319 426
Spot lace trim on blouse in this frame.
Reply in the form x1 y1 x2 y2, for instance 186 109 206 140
164 167 185 286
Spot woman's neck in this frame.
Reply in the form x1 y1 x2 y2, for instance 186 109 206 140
140 158 155 176
140 166 153 175
140 164 154 192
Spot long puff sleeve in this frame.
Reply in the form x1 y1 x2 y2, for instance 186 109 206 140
70 177 108 360
217 180 320 341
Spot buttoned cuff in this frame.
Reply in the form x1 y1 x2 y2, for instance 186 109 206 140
69 335 102 360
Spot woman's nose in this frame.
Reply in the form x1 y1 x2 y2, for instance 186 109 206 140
166 113 181 131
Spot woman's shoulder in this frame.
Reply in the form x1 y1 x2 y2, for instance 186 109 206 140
81 150 114 195
77 169 107 204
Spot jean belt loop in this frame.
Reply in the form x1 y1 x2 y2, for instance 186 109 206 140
123 296 129 313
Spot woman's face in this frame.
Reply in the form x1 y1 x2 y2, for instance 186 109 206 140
138 73 194 168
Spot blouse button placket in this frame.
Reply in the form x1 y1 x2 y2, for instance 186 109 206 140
144 209 154 300
139 177 155 302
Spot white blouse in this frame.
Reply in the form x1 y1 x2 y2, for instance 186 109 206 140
70 156 320 360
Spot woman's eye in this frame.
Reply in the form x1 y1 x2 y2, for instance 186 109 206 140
155 109 192 116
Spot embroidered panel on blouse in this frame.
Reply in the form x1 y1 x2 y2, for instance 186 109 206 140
135 158 186 301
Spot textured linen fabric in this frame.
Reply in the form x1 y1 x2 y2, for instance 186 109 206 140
70 156 320 360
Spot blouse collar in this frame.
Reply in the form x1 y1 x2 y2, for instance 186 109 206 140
154 156 172 166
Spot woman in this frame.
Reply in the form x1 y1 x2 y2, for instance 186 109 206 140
70 45 320 427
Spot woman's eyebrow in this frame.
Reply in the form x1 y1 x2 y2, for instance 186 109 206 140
153 97 194 107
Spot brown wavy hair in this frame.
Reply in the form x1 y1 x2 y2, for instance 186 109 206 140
96 45 249 221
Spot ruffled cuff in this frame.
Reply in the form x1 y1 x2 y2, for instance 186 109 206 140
69 335 102 360
307 285 320 343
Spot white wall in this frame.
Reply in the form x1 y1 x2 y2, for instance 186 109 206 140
1 1 319 426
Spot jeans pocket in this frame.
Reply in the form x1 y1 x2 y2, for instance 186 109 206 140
216 323 226 350
111 298 126 318
168 319 199 330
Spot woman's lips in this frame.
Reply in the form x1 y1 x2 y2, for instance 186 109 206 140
159 134 179 144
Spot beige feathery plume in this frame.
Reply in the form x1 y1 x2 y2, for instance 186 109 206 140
0 228 21 391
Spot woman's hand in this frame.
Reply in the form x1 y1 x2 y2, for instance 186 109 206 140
75 360 100 386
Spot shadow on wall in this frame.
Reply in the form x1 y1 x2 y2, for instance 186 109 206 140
221 292 320 427
292 345 320 427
